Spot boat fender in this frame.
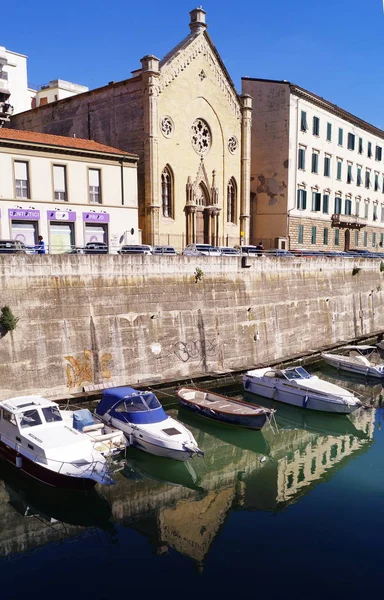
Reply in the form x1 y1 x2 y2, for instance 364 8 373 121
16 455 23 468
303 395 308 409
244 378 250 390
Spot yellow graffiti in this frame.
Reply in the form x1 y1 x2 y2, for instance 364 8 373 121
65 350 113 388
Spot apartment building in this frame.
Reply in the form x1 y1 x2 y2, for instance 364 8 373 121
0 128 138 252
242 78 384 251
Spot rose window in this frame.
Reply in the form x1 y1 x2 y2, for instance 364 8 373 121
228 136 238 154
191 119 211 155
161 117 173 138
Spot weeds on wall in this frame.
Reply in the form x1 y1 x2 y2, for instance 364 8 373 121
194 267 204 283
0 306 20 331
352 266 361 276
380 261 384 273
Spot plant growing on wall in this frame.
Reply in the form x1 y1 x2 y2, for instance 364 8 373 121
380 261 384 273
0 306 19 331
194 267 204 283
352 266 361 276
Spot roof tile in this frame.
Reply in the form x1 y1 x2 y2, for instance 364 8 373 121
0 128 136 157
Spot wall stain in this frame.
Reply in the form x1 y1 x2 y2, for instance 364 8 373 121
65 350 113 388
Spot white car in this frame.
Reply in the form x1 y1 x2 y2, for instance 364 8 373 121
183 243 221 256
118 244 153 255
218 246 240 255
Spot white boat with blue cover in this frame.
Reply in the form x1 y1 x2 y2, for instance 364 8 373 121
321 346 384 379
95 387 204 461
243 366 362 414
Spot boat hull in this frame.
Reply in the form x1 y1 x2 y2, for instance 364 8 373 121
178 397 268 429
322 353 384 379
126 433 196 462
243 377 359 414
0 442 96 490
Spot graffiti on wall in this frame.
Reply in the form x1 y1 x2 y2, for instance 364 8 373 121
65 350 113 389
171 340 218 363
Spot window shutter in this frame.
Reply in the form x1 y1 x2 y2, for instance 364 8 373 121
53 165 66 192
15 161 28 180
89 169 100 187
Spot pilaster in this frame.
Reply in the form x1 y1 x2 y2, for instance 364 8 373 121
141 54 160 245
240 93 252 245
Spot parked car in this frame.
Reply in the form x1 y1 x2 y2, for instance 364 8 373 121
348 249 378 258
66 247 85 254
263 249 294 257
118 244 152 255
238 245 260 256
183 243 221 256
218 247 240 255
0 240 26 254
84 242 109 254
152 245 178 255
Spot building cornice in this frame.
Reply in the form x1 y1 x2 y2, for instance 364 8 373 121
242 77 384 141
0 139 139 163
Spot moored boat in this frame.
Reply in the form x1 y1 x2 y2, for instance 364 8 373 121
243 366 362 414
95 387 204 461
176 386 273 429
321 346 384 379
61 408 126 457
0 395 112 489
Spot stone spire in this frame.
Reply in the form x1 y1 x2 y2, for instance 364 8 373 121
189 7 207 33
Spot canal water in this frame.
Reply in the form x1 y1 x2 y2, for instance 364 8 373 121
0 364 383 599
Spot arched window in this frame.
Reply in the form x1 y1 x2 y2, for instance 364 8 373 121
227 177 237 223
161 166 173 218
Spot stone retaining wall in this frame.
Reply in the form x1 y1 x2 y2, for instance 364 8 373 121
0 254 382 400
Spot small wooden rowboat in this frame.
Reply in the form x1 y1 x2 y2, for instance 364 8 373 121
176 386 274 430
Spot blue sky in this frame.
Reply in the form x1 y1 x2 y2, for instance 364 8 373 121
7 0 384 128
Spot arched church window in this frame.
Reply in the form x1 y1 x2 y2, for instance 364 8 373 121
191 119 211 155
161 166 173 218
227 177 237 223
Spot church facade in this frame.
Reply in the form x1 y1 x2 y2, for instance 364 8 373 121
11 8 252 249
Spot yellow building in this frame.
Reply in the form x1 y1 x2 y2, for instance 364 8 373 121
11 8 252 249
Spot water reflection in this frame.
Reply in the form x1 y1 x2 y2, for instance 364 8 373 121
0 369 377 571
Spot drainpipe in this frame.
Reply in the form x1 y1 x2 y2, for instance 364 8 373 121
120 156 125 206
289 95 300 249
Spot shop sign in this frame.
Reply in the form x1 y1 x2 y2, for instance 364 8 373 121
8 209 40 220
83 212 110 223
47 210 76 222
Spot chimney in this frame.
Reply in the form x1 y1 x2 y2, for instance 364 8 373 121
189 7 207 33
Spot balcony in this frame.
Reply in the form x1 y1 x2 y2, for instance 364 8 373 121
331 213 366 230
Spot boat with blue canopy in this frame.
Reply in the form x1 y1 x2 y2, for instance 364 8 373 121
95 387 204 461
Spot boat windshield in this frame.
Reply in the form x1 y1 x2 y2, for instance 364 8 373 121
116 393 162 412
283 367 311 381
19 409 42 428
42 406 62 423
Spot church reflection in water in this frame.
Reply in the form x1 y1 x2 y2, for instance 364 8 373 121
0 396 376 568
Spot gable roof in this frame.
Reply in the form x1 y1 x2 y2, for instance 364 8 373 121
0 128 138 159
160 29 240 103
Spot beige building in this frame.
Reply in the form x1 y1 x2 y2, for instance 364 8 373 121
0 128 138 251
242 78 384 251
11 8 252 249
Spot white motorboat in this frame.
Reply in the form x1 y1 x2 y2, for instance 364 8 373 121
243 366 362 414
61 408 127 457
0 395 112 489
321 346 384 379
95 387 204 461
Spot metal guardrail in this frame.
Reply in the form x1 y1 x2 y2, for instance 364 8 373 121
1 244 384 259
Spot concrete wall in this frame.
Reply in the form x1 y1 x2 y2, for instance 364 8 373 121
0 254 383 400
